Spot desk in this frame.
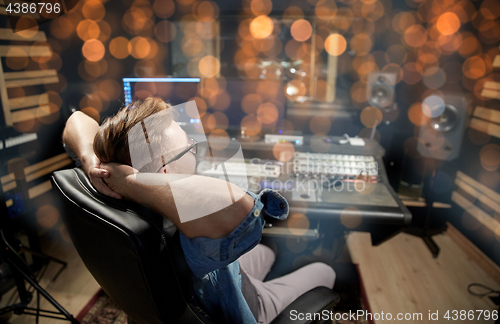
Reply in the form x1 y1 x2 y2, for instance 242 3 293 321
199 135 412 245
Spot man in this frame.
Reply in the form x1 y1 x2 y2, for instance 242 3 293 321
63 97 335 324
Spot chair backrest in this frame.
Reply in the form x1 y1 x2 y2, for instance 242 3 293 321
51 168 212 324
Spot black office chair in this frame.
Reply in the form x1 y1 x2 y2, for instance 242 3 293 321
51 168 339 324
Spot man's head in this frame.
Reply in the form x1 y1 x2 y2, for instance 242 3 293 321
93 97 196 174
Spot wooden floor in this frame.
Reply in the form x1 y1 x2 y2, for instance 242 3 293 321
0 231 100 324
1 229 499 323
348 232 499 324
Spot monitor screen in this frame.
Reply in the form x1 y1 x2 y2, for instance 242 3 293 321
123 77 202 130
123 77 201 106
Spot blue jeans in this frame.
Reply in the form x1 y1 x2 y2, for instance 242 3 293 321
179 189 289 324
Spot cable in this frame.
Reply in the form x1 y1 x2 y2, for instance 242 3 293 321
467 283 500 298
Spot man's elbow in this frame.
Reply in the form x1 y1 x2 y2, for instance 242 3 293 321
62 111 80 141
237 192 255 218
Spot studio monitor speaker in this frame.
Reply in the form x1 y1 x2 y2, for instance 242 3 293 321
367 72 396 109
417 94 469 161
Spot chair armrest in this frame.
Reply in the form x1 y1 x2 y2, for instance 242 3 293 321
271 287 340 324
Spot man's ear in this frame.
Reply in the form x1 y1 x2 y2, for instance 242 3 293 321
161 164 170 173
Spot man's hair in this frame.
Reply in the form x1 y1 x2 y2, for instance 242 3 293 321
93 97 176 172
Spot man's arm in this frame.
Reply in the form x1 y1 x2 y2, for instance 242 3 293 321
101 163 255 239
62 111 122 199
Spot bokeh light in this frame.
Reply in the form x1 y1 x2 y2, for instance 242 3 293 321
82 0 105 21
458 33 482 57
290 19 312 42
257 103 279 126
350 33 372 56
309 115 331 135
77 20 101 41
480 144 500 172
36 205 60 229
436 12 461 35
50 16 74 39
182 36 204 57
98 79 121 101
109 37 130 59
129 37 151 59
324 34 347 56
208 129 230 150
153 0 175 18
408 103 430 126
197 1 219 22
462 56 486 79
340 207 362 229
241 94 262 115
273 141 294 162
282 6 304 25
404 25 428 48
198 55 220 78
250 15 274 39
403 62 424 85
387 45 407 65
16 17 38 38
315 0 337 21
392 12 416 34
468 128 490 145
350 81 369 104
209 91 231 111
6 48 28 70
287 213 310 236
82 39 105 62
360 106 383 128
422 95 445 118
285 80 307 101
422 67 447 89
241 115 262 136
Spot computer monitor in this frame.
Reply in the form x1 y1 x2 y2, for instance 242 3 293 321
123 77 201 106
123 77 202 131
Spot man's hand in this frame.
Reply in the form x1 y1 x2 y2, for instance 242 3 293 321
100 163 138 199
81 154 122 199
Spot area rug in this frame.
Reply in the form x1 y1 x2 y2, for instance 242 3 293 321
76 290 127 324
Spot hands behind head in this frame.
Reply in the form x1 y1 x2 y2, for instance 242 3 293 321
100 162 138 199
81 154 123 199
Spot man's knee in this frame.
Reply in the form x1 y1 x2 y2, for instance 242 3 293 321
309 262 336 289
258 243 276 264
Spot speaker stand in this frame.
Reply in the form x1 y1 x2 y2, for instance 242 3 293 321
404 166 448 258
0 221 78 324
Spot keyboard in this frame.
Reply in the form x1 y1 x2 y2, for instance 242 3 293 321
292 152 379 177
